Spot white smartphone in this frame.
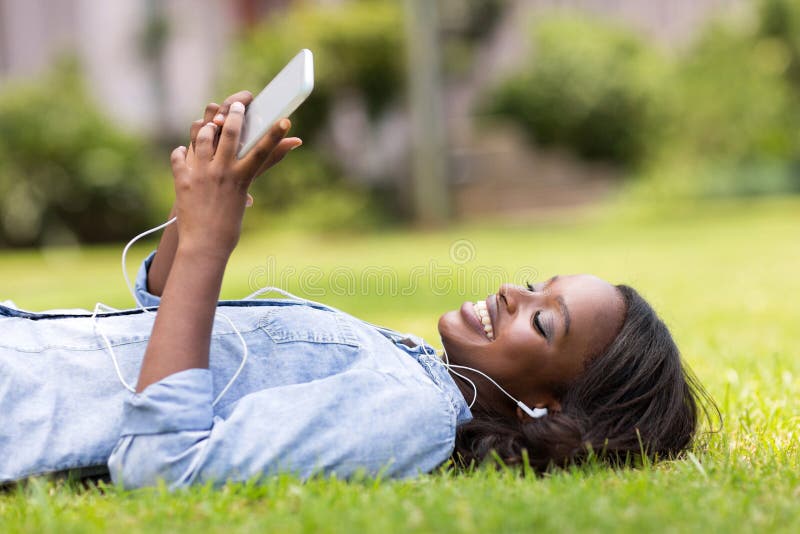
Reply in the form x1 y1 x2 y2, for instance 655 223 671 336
237 49 314 159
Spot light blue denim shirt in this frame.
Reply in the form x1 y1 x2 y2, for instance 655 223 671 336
0 252 471 487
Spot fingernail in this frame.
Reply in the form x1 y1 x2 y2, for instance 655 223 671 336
279 119 290 130
231 101 245 113
214 113 225 123
291 141 302 150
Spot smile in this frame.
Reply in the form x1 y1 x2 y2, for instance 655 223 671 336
473 299 494 340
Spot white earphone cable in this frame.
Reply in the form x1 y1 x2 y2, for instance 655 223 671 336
95 216 249 406
100 216 546 416
426 343 548 419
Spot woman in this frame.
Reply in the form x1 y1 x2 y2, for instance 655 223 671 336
0 92 712 488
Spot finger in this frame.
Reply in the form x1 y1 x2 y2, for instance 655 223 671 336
189 119 203 148
219 90 253 116
246 194 254 208
170 146 188 178
254 137 302 177
216 101 246 163
203 103 220 124
238 118 291 177
195 122 217 164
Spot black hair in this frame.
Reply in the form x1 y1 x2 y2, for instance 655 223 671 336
451 284 719 472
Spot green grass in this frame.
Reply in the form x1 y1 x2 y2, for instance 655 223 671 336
1 196 799 533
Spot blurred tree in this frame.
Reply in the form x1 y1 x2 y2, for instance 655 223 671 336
0 60 164 247
483 15 671 169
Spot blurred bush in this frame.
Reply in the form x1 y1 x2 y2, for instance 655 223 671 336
0 60 164 247
483 1 800 197
484 16 672 169
637 0 800 198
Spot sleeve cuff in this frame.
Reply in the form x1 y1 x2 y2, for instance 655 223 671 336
120 368 214 436
134 250 162 308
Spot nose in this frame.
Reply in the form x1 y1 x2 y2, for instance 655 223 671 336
499 283 519 313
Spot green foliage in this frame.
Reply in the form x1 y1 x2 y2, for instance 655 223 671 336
0 61 164 247
1 197 799 532
483 1 800 197
485 15 671 168
758 0 800 90
244 149 394 232
638 2 800 198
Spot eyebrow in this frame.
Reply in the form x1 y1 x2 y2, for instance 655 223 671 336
556 295 571 336
544 275 570 337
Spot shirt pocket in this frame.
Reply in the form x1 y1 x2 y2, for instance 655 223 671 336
258 306 360 347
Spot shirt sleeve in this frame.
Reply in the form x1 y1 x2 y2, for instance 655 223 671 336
132 250 161 308
108 367 457 490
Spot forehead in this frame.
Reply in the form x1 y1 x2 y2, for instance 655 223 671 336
549 274 624 349
547 273 615 295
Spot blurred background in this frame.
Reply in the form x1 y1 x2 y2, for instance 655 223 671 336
0 0 799 247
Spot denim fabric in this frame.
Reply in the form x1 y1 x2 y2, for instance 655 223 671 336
0 252 471 487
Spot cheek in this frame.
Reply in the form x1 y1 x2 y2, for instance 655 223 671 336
499 322 543 359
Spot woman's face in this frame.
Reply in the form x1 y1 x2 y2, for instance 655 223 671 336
438 274 625 417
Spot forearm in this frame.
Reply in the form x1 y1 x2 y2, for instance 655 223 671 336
136 246 228 392
146 206 179 296
136 96 293 392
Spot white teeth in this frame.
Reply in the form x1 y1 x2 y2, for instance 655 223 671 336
472 300 494 340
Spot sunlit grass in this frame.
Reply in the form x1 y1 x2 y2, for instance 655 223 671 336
1 196 799 533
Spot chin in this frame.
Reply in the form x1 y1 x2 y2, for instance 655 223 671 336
437 310 460 339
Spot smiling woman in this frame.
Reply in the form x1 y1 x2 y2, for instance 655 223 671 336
0 91 716 488
446 278 714 471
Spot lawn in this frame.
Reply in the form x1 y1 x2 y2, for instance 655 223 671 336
1 196 798 533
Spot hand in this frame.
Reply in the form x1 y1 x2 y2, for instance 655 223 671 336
147 91 302 296
170 101 292 259
187 91 303 206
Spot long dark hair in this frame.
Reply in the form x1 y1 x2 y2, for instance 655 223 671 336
452 284 719 472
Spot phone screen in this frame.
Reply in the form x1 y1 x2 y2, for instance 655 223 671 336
238 49 314 159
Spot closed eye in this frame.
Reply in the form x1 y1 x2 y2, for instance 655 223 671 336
526 283 550 339
533 310 547 338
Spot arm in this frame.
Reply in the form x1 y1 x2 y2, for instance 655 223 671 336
146 93 302 297
136 99 294 392
109 369 456 488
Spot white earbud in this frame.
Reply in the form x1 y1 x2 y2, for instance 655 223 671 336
516 402 548 419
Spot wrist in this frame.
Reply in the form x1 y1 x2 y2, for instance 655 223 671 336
175 240 233 266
